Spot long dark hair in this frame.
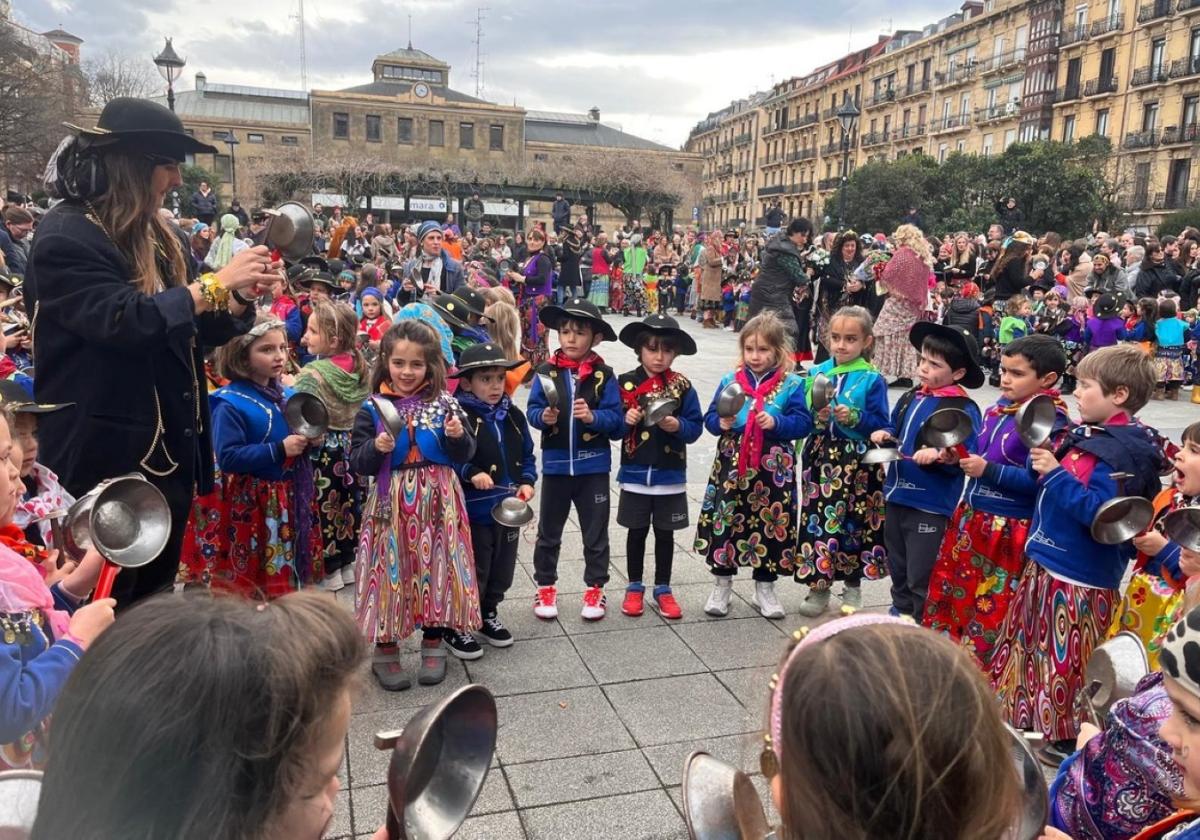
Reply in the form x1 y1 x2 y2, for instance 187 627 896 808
32 591 365 840
988 240 1030 286
370 318 447 396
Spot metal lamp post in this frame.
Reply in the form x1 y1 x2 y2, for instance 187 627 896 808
153 38 186 113
224 131 239 201
835 98 860 232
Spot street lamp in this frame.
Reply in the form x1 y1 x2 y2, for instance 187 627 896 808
223 131 239 201
835 97 860 232
153 37 186 112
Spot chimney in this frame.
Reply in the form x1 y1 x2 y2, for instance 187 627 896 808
587 107 600 123
195 72 207 93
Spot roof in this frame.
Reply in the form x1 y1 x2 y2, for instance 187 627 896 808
41 28 82 43
338 79 490 104
153 86 310 126
374 46 448 68
524 112 675 152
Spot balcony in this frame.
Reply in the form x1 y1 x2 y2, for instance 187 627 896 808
930 113 972 133
817 177 842 191
1182 0 1200 14
1137 0 1173 22
821 105 841 121
787 147 817 162
716 163 733 175
897 122 926 139
976 101 1022 123
866 88 897 108
758 184 786 197
1161 123 1200 144
982 47 1027 74
1083 75 1120 96
1060 24 1090 48
1171 55 1200 79
1131 65 1171 86
936 63 978 87
796 180 814 193
821 139 855 156
789 113 819 129
1153 190 1192 209
763 122 785 137
734 164 754 175
1123 128 1160 149
1090 12 1125 36
898 78 932 100
1053 84 1082 104
734 132 753 146
861 129 892 146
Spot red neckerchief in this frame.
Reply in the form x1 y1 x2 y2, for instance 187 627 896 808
0 523 47 570
735 366 785 477
622 369 681 454
988 388 1070 418
550 349 603 381
917 384 967 398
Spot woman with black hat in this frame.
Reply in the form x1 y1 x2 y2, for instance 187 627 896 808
24 97 281 606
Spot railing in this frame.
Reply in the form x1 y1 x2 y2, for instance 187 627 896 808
1053 84 1082 103
796 180 814 193
1137 0 1173 22
1153 190 1191 209
867 88 897 107
931 113 972 132
1161 123 1200 144
897 122 926 138
1123 128 1160 149
787 147 817 162
983 47 1027 73
1083 75 1120 96
818 177 842 191
977 102 1022 121
861 129 892 146
716 163 733 175
1131 65 1170 86
734 164 754 174
1060 24 1090 47
763 122 785 136
898 78 932 99
1170 55 1200 79
821 140 854 156
789 113 819 128
758 184 786 197
937 63 978 86
821 105 841 120
1181 0 1200 13
734 133 753 146
1090 12 1125 35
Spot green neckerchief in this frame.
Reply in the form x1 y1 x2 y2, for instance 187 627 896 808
295 358 369 406
805 357 874 409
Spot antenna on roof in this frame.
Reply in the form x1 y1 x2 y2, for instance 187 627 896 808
407 14 413 50
290 0 308 90
848 24 853 51
469 7 489 97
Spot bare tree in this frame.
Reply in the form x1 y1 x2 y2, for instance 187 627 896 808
83 50 160 106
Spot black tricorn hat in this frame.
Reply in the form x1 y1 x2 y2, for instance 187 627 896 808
66 97 217 160
451 285 487 318
618 312 697 356
909 321 985 389
539 296 617 342
457 342 524 374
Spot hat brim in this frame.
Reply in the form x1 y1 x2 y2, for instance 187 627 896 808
908 321 984 389
457 357 525 374
297 275 338 291
68 125 218 159
618 322 697 355
430 301 472 331
539 304 617 342
9 400 74 415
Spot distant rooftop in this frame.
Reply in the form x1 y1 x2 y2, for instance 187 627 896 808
525 110 674 152
374 45 449 68
153 75 310 125
338 79 491 104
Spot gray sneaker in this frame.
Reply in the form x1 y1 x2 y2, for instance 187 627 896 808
841 585 863 612
797 589 831 618
371 646 412 692
417 639 448 685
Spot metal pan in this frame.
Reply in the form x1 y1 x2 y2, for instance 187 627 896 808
861 447 908 465
716 382 746 419
0 769 42 836
1091 496 1155 545
809 373 834 412
255 202 315 263
917 407 973 450
1005 724 1049 840
1081 631 1149 724
642 395 679 427
1164 506 1200 552
371 396 405 439
1015 394 1056 450
681 751 770 840
537 373 560 412
284 392 330 438
491 497 533 528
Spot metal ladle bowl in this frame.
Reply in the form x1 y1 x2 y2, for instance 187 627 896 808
861 447 905 465
1015 394 1057 449
491 496 533 528
371 396 405 439
1164 506 1200 552
284 392 330 438
1091 496 1155 545
642 395 679 427
716 382 746 419
809 373 834 412
537 373 560 411
918 407 974 450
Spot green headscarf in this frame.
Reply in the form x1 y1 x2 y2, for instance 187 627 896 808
207 213 241 270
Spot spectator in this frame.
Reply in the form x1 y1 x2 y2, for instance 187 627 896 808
462 191 485 236
190 180 218 225
0 207 33 275
995 196 1024 235
1135 242 1181 298
228 199 249 228
900 206 924 230
551 192 571 233
763 201 786 239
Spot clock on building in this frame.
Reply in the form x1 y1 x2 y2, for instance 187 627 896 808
413 82 429 98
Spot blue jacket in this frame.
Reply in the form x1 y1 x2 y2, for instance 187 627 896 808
0 583 83 744
456 395 537 525
881 388 982 517
616 369 703 488
211 381 296 481
349 392 475 478
703 369 813 442
1025 421 1168 589
802 360 889 441
527 361 624 476
1156 317 1187 347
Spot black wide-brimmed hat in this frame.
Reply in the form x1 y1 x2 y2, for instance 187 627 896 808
429 294 473 331
66 97 217 161
300 255 330 274
1095 293 1119 318
457 342 524 374
451 285 487 318
0 379 73 414
618 312 697 356
909 321 984 389
296 271 338 291
539 297 617 342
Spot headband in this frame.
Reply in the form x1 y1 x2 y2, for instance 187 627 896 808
761 613 919 778
237 317 286 348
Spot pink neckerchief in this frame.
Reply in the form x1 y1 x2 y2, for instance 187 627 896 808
0 542 70 640
735 366 785 477
917 383 967 398
328 353 354 373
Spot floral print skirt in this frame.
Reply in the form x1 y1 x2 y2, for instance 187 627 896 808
311 430 362 575
694 433 797 576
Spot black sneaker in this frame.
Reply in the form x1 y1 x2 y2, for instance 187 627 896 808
444 629 484 660
479 612 514 648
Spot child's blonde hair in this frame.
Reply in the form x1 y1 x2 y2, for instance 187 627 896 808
1004 293 1027 316
1069 295 1089 313
738 312 794 373
1075 344 1157 415
483 301 521 361
483 285 516 307
828 306 875 361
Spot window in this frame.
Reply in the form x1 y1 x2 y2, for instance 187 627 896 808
1095 109 1109 136
960 92 970 117
1186 96 1200 127
489 124 504 150
459 122 474 149
429 120 444 146
534 152 548 162
247 133 265 144
281 135 299 146
956 139 965 152
938 143 948 163
213 154 232 183
380 65 443 84
397 117 413 144
982 133 994 156
1192 28 1200 63
1003 128 1017 150
1063 114 1076 142
1143 102 1159 131
365 114 382 142
1151 38 1166 77
211 130 228 140
1074 4 1087 31
333 112 349 139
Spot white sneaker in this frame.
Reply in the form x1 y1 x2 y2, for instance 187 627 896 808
341 564 356 585
321 571 345 592
752 581 785 619
533 586 559 619
581 586 607 621
704 578 734 617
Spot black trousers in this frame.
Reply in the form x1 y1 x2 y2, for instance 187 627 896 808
884 502 948 619
532 473 610 588
470 521 519 613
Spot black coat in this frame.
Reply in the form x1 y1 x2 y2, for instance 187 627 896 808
748 235 808 337
25 202 252 539
1134 262 1180 298
992 257 1030 300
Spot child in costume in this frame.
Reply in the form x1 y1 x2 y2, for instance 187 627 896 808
1084 293 1128 352
1155 297 1188 400
180 315 324 598
989 344 1172 765
452 342 536 656
696 311 813 620
0 381 75 549
526 298 624 621
357 287 389 348
616 313 704 620
482 299 529 396
998 293 1033 347
869 322 984 620
350 319 477 691
795 305 890 617
922 334 1071 665
295 300 370 593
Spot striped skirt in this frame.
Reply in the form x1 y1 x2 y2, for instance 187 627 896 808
988 562 1118 741
355 463 481 643
588 273 610 309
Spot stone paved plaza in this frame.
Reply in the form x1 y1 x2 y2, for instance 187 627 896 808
329 313 1199 840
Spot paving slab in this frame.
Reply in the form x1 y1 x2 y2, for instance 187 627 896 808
571 625 708 684
521 789 686 840
714 665 775 714
464 636 594 696
494 686 636 764
604 673 755 747
641 732 764 787
503 749 660 808
672 617 790 670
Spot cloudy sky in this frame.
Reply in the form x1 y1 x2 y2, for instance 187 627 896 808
17 0 949 148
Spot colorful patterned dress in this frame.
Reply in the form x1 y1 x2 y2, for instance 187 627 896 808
794 358 890 592
350 390 480 643
695 368 813 578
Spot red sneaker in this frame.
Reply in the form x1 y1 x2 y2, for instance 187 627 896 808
533 586 558 619
621 589 644 616
581 586 607 621
654 591 683 620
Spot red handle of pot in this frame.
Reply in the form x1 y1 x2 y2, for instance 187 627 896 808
94 561 120 601
952 443 969 460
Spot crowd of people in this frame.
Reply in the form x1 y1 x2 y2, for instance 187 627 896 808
3 95 1200 839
